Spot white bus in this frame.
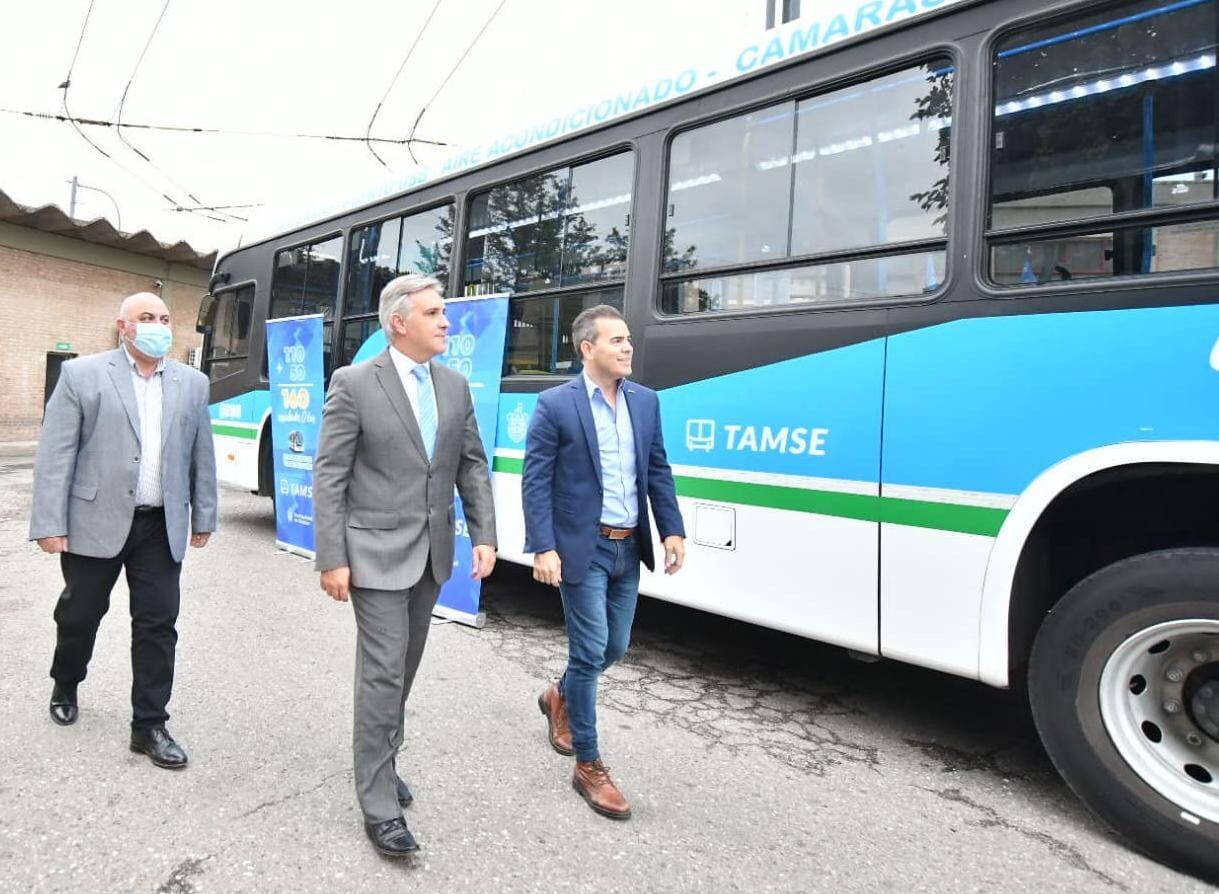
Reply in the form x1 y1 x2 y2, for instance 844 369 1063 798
197 0 1219 879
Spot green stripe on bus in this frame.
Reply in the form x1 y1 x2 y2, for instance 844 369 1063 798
493 456 524 473
879 496 1008 537
211 423 259 439
491 456 1008 536
674 477 1008 536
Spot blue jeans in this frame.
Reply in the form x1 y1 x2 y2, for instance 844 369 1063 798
558 534 641 762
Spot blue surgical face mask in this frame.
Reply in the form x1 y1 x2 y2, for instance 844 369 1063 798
128 321 173 359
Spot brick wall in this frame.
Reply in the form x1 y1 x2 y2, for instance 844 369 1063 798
0 243 208 442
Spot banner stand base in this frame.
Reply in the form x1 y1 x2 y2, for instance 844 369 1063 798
275 541 316 561
432 603 486 629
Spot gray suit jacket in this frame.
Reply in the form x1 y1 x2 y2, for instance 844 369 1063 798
312 349 497 591
29 348 218 563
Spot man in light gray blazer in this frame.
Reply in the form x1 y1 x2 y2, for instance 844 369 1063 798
29 291 217 769
314 273 497 858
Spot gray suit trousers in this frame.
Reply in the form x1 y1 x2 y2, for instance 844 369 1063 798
350 565 441 823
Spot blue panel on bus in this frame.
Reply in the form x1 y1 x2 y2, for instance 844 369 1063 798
658 339 884 483
210 388 272 426
352 330 389 365
883 303 1219 495
495 342 885 485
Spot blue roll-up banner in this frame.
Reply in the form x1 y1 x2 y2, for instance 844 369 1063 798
266 313 325 558
350 294 510 627
436 294 510 626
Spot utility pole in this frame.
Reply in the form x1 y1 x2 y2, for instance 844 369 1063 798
65 176 122 231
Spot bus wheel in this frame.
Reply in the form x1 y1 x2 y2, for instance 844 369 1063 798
1029 548 1219 882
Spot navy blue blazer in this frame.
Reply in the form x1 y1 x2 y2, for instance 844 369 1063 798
522 377 685 584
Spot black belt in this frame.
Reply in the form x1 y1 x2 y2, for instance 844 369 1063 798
134 505 164 515
598 524 635 540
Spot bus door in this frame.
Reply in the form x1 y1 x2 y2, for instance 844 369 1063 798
642 313 886 655
640 56 960 652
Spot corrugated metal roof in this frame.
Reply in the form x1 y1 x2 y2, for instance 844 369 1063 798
0 188 216 271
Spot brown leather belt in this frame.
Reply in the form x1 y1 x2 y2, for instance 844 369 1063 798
598 524 635 540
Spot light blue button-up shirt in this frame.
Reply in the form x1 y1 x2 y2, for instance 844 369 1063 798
584 372 638 527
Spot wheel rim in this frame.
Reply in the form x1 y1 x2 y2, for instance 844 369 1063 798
1099 619 1219 824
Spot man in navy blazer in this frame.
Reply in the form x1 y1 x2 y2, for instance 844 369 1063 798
522 304 686 820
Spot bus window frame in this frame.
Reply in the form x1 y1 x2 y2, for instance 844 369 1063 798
652 46 961 323
264 229 345 382
460 143 639 381
976 0 1219 300
269 229 346 320
343 197 459 316
202 278 258 383
460 143 637 296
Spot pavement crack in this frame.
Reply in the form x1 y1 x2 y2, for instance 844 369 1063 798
155 855 210 893
475 590 880 776
924 787 1127 890
905 737 1033 781
235 767 350 820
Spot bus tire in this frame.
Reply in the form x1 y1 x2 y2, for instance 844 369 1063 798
1029 548 1219 883
258 424 274 498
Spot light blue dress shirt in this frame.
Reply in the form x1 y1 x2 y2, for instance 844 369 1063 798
583 373 638 527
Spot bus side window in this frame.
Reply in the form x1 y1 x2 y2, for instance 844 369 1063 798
271 234 343 377
987 0 1219 285
462 151 635 376
206 285 254 382
338 203 455 369
661 58 953 315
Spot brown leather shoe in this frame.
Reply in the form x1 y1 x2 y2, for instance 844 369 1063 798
572 759 631 820
537 683 574 755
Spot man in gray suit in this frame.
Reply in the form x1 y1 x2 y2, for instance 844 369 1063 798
314 273 497 857
29 290 217 769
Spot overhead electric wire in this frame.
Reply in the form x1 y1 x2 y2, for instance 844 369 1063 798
0 105 450 147
59 0 111 161
364 0 445 168
168 203 262 213
114 0 172 167
46 1 471 227
63 0 94 78
114 0 249 221
55 0 231 224
406 0 507 161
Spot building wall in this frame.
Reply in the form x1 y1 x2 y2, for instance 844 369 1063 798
0 223 211 442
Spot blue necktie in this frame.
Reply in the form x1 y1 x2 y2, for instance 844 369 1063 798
411 364 437 461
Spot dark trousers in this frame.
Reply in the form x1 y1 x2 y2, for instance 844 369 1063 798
50 507 182 730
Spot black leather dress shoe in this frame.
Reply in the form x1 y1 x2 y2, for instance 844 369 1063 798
396 775 413 808
129 726 188 769
364 817 419 857
49 683 78 726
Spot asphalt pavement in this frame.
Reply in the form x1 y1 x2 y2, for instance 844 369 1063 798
0 445 1214 893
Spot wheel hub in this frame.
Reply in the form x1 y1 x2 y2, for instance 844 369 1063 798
1186 664 1219 743
1099 620 1219 823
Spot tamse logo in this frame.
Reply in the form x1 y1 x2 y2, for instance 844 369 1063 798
683 419 830 456
686 419 715 452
